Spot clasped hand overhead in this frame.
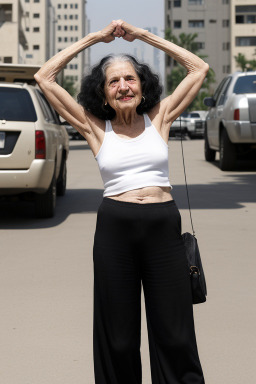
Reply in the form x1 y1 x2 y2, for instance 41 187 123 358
100 20 142 43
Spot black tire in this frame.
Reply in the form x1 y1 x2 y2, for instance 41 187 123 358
57 158 67 196
204 128 216 162
219 129 236 171
35 169 57 218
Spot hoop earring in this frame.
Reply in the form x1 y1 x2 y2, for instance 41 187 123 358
141 96 145 104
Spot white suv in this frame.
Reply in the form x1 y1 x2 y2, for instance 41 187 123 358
0 64 69 218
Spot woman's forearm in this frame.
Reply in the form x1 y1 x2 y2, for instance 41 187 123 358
34 32 101 83
136 29 208 74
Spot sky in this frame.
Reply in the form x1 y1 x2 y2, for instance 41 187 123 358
86 0 165 77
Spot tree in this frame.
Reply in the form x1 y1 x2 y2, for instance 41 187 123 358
165 28 215 111
62 77 78 97
234 51 256 71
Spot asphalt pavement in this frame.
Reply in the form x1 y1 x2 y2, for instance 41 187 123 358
0 138 256 384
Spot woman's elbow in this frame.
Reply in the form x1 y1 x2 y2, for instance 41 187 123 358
201 62 210 75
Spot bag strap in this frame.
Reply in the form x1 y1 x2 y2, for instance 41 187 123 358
179 117 196 236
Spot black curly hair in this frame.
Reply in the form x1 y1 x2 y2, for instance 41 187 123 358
77 54 163 120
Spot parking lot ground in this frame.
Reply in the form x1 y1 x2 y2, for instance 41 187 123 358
0 139 256 384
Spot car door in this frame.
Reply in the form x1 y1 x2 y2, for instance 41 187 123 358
207 77 229 148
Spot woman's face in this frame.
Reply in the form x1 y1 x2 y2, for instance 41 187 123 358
104 61 142 113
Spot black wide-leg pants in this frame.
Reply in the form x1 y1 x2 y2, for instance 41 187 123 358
93 197 205 384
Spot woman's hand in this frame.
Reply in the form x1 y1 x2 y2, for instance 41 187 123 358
113 20 144 42
99 21 119 43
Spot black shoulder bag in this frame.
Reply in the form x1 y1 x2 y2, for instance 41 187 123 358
179 119 207 304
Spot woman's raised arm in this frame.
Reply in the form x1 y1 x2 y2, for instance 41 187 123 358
117 20 209 128
34 22 118 136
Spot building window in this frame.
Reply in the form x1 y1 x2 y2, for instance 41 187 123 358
222 19 229 27
195 42 205 49
75 26 78 30
209 19 217 23
236 5 256 13
70 4 73 8
26 27 29 32
222 0 229 4
168 0 171 9
188 0 203 4
26 54 33 58
70 26 73 30
64 4 67 8
64 37 68 42
174 0 181 6
174 20 182 28
222 42 230 50
236 14 256 24
75 15 78 19
189 20 204 28
75 4 78 8
70 64 73 69
223 65 230 73
64 15 67 19
33 13 40 18
58 4 61 8
58 15 61 19
33 45 40 50
34 0 40 3
58 26 61 31
236 36 256 46
75 37 78 41
25 11 29 17
74 65 78 70
33 27 40 32
4 57 12 63
25 0 29 2
0 4 12 22
58 37 62 42
64 26 68 31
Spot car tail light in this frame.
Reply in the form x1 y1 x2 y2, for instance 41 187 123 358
234 109 240 121
35 130 46 159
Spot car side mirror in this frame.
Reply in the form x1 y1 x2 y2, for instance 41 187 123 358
203 97 216 107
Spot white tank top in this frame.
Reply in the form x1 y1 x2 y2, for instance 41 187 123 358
95 113 172 197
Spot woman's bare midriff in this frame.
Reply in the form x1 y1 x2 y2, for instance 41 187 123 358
107 186 173 204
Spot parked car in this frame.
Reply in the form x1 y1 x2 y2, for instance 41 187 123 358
0 64 69 218
169 115 188 137
204 71 256 170
62 119 85 140
186 110 207 139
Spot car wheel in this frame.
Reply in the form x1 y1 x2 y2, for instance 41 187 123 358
204 128 216 161
35 169 57 218
219 129 236 171
57 158 67 196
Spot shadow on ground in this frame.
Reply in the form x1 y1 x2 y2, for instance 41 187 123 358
0 172 255 229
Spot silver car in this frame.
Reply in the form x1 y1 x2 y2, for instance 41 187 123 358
204 71 256 170
186 111 207 139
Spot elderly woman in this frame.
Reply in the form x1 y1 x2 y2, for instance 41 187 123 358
35 20 209 384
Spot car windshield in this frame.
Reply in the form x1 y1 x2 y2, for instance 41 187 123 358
0 88 37 121
233 75 256 94
189 113 200 118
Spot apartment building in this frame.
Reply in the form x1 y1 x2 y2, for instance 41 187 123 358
0 0 28 64
22 0 55 65
164 0 256 93
51 0 89 91
0 0 89 93
231 1 256 72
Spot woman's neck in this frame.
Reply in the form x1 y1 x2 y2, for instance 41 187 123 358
112 109 141 128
